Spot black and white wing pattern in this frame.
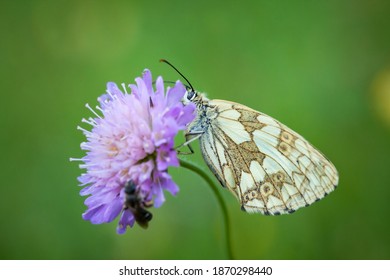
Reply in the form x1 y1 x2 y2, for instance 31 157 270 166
195 99 338 215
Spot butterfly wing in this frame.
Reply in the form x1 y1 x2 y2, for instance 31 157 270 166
198 99 338 215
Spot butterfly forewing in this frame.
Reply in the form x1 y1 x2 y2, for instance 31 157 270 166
191 98 338 215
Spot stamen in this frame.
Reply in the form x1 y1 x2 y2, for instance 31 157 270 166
95 105 104 114
77 126 92 136
88 117 98 125
85 103 102 119
80 142 92 150
69 157 83 162
121 83 128 94
82 118 96 126
105 90 115 101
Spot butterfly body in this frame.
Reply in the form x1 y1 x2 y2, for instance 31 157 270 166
185 91 338 216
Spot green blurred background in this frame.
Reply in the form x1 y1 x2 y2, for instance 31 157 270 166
1 0 390 260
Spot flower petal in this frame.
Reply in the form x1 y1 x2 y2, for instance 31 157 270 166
166 81 186 106
117 210 135 234
142 69 153 94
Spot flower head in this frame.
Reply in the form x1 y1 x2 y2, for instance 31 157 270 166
71 69 195 233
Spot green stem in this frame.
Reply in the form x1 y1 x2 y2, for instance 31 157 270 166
179 159 234 260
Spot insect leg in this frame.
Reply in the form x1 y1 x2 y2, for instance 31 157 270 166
176 131 203 155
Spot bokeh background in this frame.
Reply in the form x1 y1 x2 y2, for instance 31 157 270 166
1 0 390 260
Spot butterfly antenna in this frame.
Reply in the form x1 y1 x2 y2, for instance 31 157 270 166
159 59 195 92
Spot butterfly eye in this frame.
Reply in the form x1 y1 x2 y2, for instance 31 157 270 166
187 90 196 101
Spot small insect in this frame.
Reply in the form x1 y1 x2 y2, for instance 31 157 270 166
123 180 153 228
161 59 339 215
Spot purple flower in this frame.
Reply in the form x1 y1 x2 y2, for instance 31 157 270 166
70 69 196 234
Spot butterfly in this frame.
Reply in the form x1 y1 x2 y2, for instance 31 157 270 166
161 60 339 215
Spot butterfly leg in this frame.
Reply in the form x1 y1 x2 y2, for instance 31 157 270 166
176 131 203 155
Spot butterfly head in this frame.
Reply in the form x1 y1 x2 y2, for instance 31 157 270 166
185 89 197 101
183 88 208 105
182 87 201 102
